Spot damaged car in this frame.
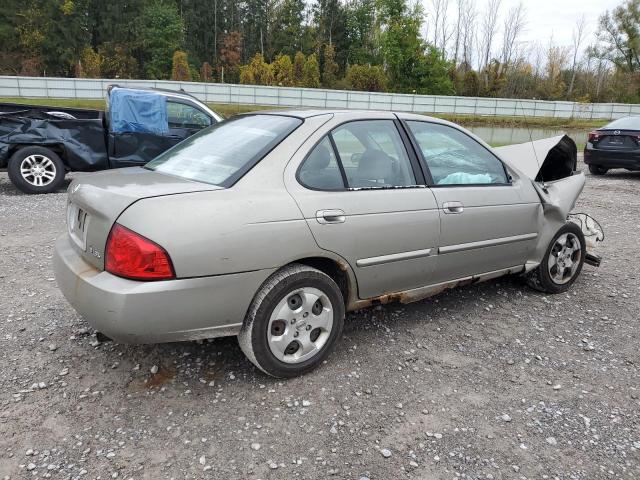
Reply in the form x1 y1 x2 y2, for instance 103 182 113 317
0 86 223 194
53 110 602 378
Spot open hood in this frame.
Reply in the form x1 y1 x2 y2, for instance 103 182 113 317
494 135 577 183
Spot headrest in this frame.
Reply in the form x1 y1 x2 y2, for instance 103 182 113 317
357 149 393 179
306 144 331 171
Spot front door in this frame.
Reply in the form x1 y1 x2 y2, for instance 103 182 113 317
403 120 541 283
285 117 441 299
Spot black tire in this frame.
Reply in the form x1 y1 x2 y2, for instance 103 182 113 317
7 146 66 194
238 264 345 378
588 164 608 176
526 222 586 294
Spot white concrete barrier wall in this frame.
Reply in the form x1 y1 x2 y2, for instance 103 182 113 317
0 75 637 120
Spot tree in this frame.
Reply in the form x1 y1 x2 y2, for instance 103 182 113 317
171 51 192 81
98 43 138 78
78 46 102 78
346 64 388 91
139 1 184 79
479 0 502 88
302 53 320 87
568 15 587 98
219 31 243 83
271 0 307 57
293 51 306 85
344 0 378 65
273 54 294 86
322 44 339 87
595 0 640 73
200 61 213 82
239 53 274 85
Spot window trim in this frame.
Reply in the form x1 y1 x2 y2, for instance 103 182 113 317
400 119 513 188
296 118 427 192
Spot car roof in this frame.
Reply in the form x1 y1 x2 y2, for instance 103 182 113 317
242 109 450 124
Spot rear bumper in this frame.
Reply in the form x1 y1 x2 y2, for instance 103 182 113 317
53 234 273 344
584 147 640 169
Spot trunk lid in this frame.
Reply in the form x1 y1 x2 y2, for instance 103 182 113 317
66 167 221 270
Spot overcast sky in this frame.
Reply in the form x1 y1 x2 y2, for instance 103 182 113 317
498 0 623 48
419 0 625 61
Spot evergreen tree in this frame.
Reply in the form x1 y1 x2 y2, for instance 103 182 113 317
139 1 184 79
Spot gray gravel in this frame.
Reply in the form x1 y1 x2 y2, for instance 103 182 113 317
1 162 639 479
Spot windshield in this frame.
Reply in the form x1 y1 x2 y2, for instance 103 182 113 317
602 116 640 130
146 114 302 186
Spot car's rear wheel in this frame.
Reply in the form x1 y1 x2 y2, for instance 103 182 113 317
238 264 345 378
588 164 608 175
526 222 586 294
7 146 66 194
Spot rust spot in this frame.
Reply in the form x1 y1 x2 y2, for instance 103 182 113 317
145 367 175 389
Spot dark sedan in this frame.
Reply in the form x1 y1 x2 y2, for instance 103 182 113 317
584 116 640 175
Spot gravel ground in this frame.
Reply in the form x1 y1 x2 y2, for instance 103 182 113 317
0 161 638 480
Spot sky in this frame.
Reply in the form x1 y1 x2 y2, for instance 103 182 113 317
499 0 623 49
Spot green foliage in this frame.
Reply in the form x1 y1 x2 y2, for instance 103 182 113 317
322 44 339 88
139 0 184 79
302 53 321 88
98 43 138 79
171 51 192 81
596 0 640 73
240 53 274 85
346 64 389 92
293 51 306 86
273 54 294 86
78 46 102 78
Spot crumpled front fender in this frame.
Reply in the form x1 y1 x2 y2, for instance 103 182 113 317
526 172 587 268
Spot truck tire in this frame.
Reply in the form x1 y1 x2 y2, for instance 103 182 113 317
7 146 66 194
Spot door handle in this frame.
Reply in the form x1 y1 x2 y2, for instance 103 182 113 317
316 209 346 224
442 201 464 214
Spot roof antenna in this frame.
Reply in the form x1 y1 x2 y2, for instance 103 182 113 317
517 99 543 185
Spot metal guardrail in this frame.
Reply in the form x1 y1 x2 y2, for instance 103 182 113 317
1 75 638 120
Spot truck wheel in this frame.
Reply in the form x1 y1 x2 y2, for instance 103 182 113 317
588 164 608 175
7 146 66 194
526 222 586 294
238 264 345 378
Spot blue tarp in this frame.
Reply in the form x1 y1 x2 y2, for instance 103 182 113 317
109 89 168 135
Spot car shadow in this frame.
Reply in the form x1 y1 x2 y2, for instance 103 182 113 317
101 274 530 386
0 175 73 195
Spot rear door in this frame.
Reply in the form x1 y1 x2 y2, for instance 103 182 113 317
403 120 541 284
285 115 441 299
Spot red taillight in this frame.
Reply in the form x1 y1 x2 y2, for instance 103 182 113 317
105 223 175 281
588 131 601 142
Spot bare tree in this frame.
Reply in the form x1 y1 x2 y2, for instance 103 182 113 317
499 2 526 76
430 0 451 54
567 14 588 98
479 0 502 87
460 0 476 67
452 0 466 65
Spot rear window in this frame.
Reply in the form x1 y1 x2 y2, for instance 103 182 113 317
602 117 640 130
146 114 302 186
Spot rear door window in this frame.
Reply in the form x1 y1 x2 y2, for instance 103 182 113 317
167 101 212 129
331 120 417 188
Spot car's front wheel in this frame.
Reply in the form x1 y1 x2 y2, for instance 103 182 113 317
7 146 66 194
588 164 608 175
526 222 586 294
238 264 345 378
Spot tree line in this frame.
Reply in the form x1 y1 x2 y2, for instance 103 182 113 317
0 0 639 103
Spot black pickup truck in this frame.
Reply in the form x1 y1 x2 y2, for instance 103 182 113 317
0 86 223 193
